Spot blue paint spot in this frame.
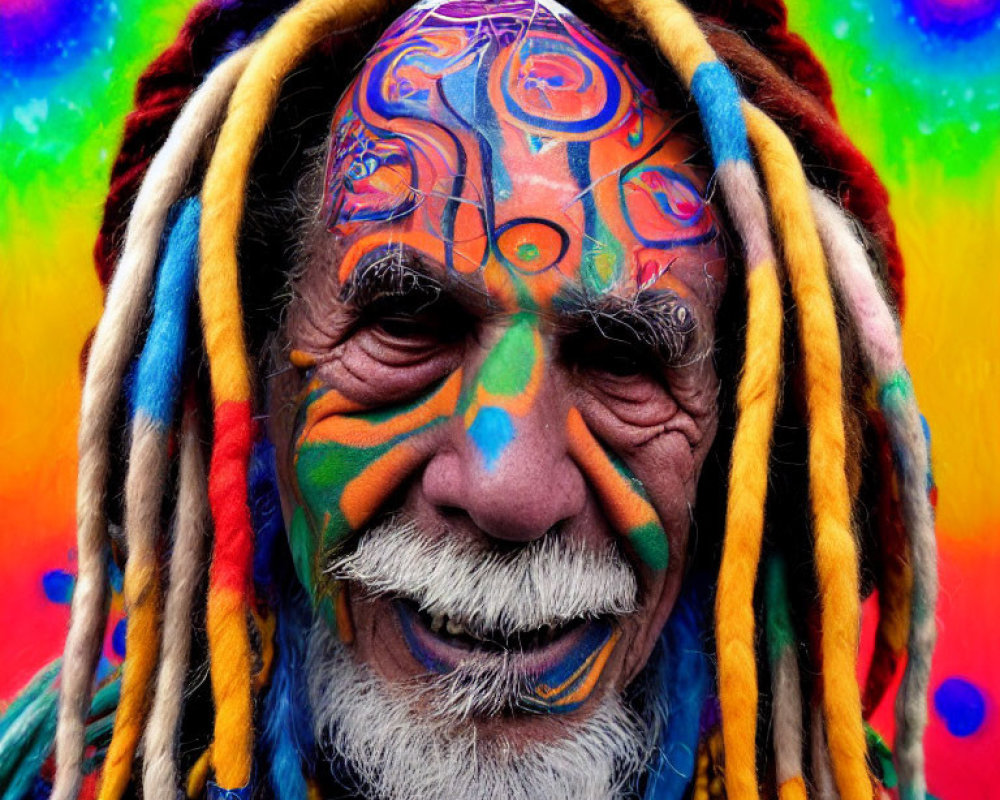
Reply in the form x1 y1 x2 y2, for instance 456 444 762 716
111 618 127 659
107 555 124 594
468 406 515 471
934 676 986 736
95 655 114 683
42 569 75 604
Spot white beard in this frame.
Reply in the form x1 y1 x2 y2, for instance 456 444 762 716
306 619 657 800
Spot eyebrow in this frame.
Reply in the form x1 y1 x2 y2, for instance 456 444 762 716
553 288 703 366
338 245 706 363
339 245 444 309
339 242 494 316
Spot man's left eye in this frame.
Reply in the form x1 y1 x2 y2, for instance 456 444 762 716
589 346 647 378
373 313 437 340
563 335 654 380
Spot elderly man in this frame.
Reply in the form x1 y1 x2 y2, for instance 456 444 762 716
0 0 935 799
270 4 724 795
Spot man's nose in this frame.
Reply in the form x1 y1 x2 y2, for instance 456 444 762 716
422 399 587 543
421 322 586 543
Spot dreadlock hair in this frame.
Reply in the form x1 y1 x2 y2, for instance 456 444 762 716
41 0 937 798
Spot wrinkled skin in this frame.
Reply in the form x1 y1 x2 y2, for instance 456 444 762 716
268 0 726 743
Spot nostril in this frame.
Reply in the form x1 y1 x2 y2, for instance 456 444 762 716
425 503 564 553
436 504 468 525
483 522 564 554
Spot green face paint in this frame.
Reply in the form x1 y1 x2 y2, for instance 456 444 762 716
565 408 670 571
461 313 544 471
289 372 464 602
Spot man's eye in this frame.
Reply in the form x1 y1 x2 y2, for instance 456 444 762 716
364 303 472 346
563 335 654 379
374 314 437 340
587 345 650 378
592 348 646 377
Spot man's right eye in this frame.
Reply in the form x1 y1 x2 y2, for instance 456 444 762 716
361 298 474 349
373 313 436 340
585 342 650 378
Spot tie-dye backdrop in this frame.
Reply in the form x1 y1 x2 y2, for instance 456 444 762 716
1 0 997 794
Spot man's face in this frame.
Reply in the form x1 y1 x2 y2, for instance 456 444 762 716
270 0 725 774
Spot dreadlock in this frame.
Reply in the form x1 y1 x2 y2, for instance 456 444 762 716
26 0 937 798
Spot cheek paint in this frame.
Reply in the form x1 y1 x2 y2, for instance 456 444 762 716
288 370 463 619
461 313 544 471
565 407 670 570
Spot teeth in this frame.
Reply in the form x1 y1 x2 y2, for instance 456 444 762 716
420 606 575 648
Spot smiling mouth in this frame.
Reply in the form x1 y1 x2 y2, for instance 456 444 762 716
400 597 588 653
393 598 620 714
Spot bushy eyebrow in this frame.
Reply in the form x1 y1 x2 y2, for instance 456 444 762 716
338 243 495 317
553 288 703 366
339 245 444 310
337 245 706 363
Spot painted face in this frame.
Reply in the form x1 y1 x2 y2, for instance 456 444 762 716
271 0 726 734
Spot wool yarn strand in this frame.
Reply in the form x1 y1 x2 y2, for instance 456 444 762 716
743 104 870 800
700 26 915 720
142 399 210 800
765 556 808 800
198 0 397 788
861 412 912 719
703 24 905 313
53 42 257 800
810 190 937 800
98 197 203 800
811 710 841 800
612 1 784 795
643 580 711 800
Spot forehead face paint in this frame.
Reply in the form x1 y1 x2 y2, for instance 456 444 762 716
325 0 719 302
287 0 723 639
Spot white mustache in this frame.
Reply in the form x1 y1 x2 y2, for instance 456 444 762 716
326 516 638 638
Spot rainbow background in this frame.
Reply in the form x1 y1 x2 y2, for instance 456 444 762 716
1 0 997 794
